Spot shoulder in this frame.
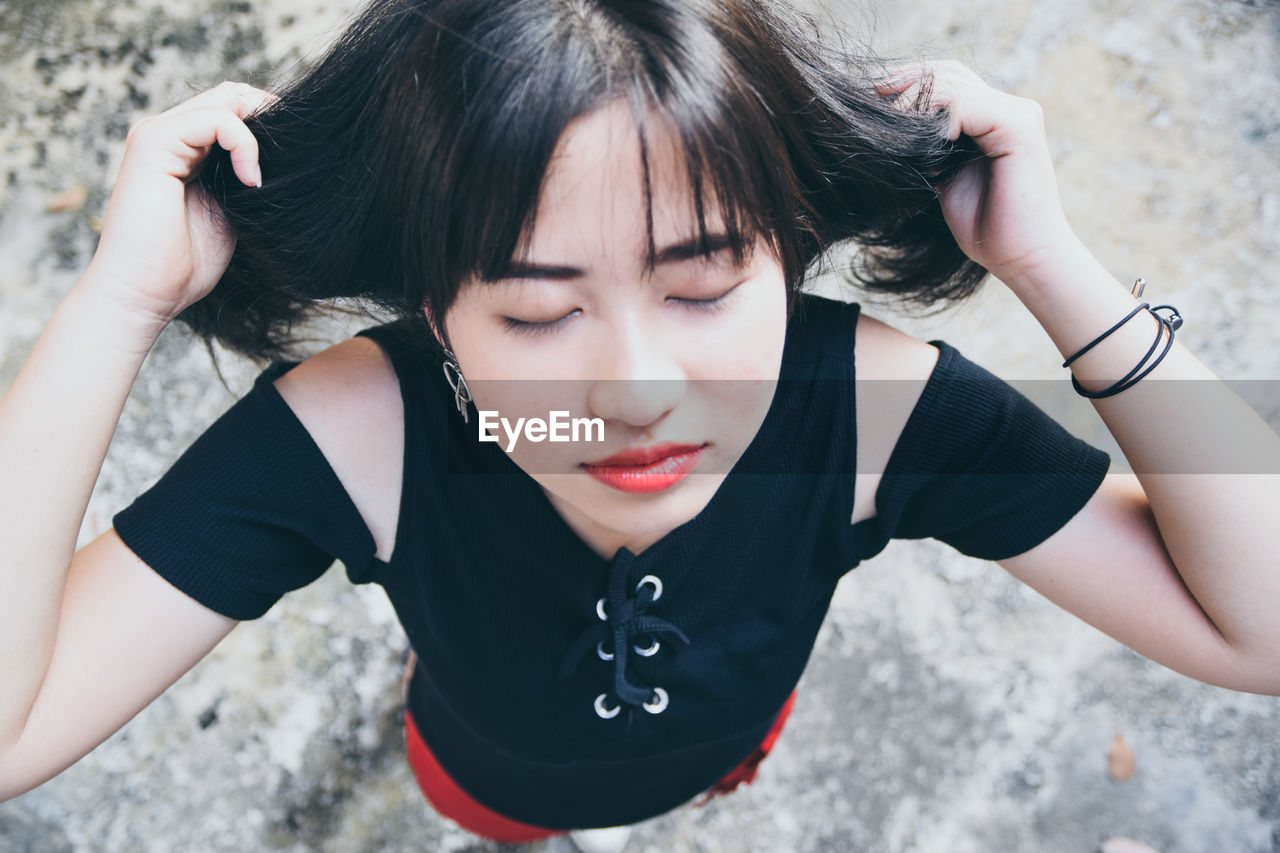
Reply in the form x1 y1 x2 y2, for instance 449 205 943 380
849 310 942 524
852 310 941 381
271 334 401 401
270 335 404 563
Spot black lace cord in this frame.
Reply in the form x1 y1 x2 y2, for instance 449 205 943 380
557 553 691 710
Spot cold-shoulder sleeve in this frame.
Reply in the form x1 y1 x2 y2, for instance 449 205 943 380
857 341 1112 563
111 361 379 620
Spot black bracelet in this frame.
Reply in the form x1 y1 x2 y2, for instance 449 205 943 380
1062 301 1149 368
1093 308 1165 390
1071 313 1177 399
1063 278 1184 400
1149 303 1184 331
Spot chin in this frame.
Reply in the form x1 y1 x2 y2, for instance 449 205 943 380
582 471 725 531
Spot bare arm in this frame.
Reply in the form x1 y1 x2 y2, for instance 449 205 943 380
890 61 1280 693
999 257 1280 695
0 275 241 798
0 81 276 796
0 278 169 753
0 530 237 800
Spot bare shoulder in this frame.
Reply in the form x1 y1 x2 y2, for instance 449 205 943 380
270 336 404 562
849 310 942 525
852 311 941 380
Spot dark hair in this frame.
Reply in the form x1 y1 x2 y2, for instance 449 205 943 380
183 0 987 363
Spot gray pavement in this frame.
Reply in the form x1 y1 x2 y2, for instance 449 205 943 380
1 1 1278 851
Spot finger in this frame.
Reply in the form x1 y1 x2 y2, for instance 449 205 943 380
891 81 926 113
204 108 265 187
162 81 281 123
873 75 915 96
872 62 928 95
876 60 1033 151
228 83 281 120
911 67 1021 144
876 76 945 122
151 105 264 187
936 92 1045 156
910 61 991 101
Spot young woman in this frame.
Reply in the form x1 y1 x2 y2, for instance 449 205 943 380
1 0 1277 849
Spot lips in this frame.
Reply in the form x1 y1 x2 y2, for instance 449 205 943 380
581 442 707 494
585 442 705 468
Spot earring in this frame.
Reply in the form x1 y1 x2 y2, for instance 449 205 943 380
440 349 473 423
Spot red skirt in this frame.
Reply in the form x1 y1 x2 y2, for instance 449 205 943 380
404 690 798 844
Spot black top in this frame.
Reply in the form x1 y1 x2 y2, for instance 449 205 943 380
113 293 1110 828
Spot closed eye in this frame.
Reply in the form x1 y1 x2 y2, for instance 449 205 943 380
501 308 582 337
668 281 743 312
500 281 742 337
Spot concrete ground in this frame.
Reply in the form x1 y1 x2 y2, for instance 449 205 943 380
1 0 1278 851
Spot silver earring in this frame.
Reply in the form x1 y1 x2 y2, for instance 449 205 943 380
441 349 473 423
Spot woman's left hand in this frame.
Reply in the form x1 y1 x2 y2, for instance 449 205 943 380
877 61 1086 289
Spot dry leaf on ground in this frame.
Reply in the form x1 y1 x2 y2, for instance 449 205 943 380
1107 733 1137 781
46 184 88 212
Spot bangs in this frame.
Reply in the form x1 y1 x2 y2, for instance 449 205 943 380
414 0 804 302
490 100 782 280
189 0 982 361
621 94 779 276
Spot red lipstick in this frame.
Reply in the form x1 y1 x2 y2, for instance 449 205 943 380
581 442 707 494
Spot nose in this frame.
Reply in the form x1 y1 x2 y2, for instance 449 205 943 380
585 315 687 429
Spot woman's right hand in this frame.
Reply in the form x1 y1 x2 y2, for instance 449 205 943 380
84 81 279 326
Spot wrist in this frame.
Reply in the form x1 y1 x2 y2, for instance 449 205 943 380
1005 249 1163 378
66 270 173 357
996 233 1100 298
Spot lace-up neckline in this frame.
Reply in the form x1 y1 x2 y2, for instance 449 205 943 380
557 547 692 725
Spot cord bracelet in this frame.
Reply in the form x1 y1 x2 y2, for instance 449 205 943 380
1062 279 1184 400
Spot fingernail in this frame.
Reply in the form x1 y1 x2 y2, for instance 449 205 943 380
248 163 263 188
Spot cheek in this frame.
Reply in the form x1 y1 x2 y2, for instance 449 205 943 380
470 381 591 440
695 269 786 456
470 376 597 474
443 291 594 469
697 268 788 381
445 294 585 383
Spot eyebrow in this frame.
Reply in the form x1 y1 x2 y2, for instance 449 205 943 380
491 233 737 281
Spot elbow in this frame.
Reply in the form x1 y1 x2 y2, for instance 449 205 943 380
0 755 29 805
0 736 55 804
1205 646 1280 697
0 755 30 805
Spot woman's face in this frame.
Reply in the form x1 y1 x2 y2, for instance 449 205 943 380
440 100 787 556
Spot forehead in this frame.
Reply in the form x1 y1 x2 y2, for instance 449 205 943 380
519 100 724 266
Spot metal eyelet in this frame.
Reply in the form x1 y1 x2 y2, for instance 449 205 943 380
594 693 620 719
596 598 608 621
643 687 669 714
633 638 660 657
596 640 614 661
636 574 663 602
